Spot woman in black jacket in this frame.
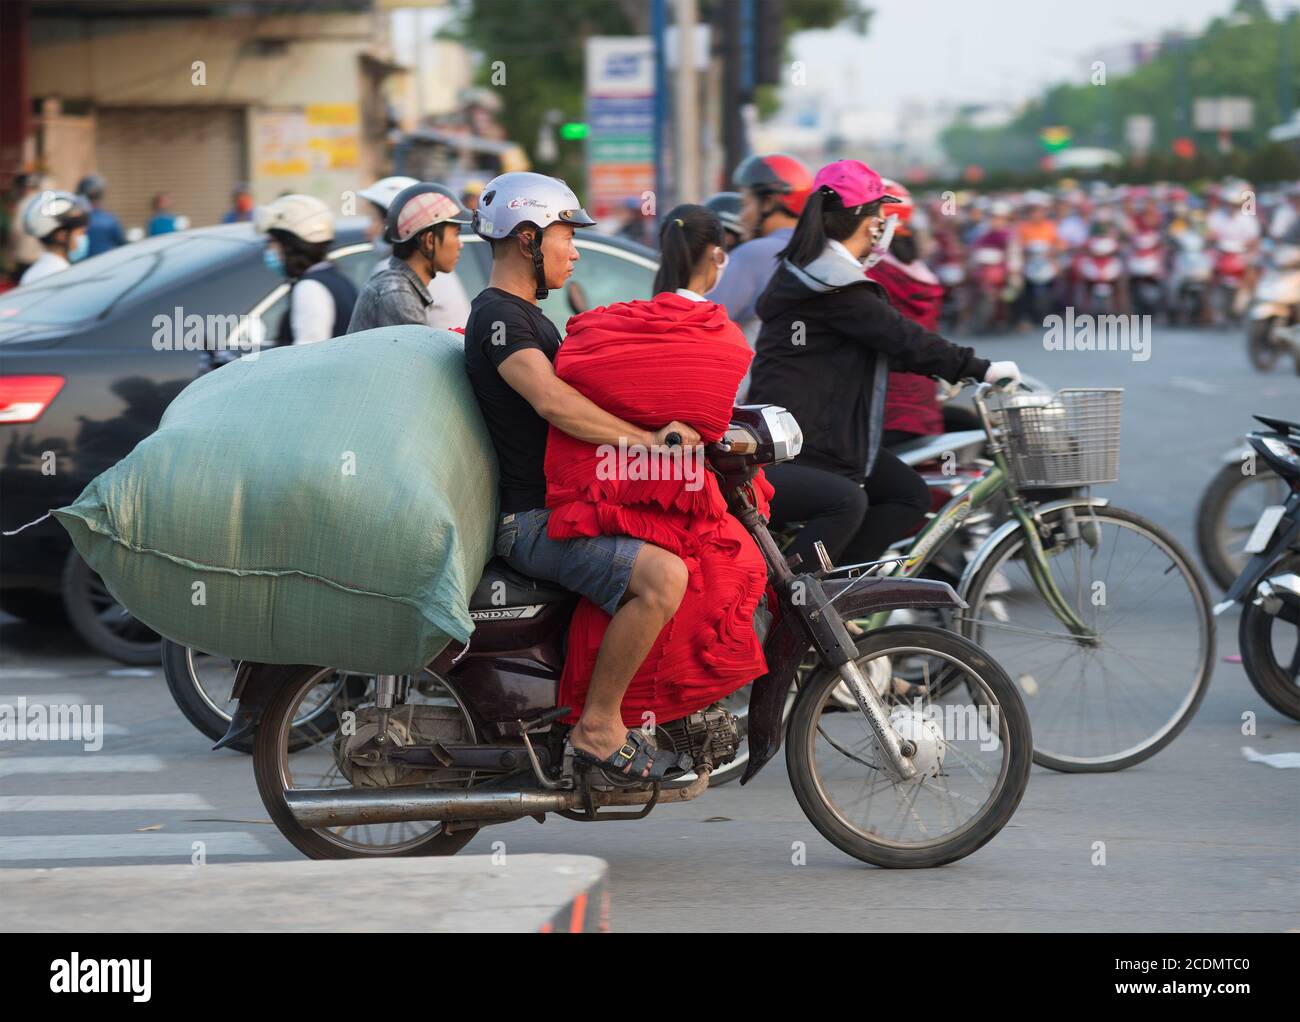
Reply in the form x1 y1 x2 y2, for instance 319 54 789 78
748 159 1020 570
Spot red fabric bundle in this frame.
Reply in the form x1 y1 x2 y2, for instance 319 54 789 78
545 293 773 726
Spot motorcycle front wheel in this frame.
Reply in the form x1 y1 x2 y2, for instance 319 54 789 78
1239 553 1300 721
785 626 1031 869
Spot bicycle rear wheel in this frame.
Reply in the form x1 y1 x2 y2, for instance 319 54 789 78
959 504 1214 772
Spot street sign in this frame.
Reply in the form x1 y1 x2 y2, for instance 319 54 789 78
585 36 655 220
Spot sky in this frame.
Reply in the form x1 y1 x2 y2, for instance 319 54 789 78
786 0 1271 116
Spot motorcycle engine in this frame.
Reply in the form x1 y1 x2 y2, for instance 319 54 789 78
333 703 471 788
650 704 740 772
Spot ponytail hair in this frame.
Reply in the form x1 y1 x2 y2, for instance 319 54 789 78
779 186 881 269
654 203 723 294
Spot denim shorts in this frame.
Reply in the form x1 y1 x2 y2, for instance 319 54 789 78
495 508 643 617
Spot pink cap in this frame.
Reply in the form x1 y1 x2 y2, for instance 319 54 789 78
811 159 900 212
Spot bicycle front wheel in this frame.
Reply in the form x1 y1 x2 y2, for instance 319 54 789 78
959 504 1214 772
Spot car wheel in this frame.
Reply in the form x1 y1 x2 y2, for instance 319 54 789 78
61 550 161 665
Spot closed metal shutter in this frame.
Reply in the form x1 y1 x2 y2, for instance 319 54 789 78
95 107 246 234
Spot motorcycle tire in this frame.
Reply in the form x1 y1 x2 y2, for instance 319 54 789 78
1196 461 1282 591
785 626 1032 869
162 639 341 753
1238 554 1300 721
1248 317 1281 372
252 663 479 859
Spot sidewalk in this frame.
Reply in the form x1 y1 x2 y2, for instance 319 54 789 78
0 854 608 933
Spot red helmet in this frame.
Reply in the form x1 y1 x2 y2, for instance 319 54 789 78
880 178 914 231
733 153 814 216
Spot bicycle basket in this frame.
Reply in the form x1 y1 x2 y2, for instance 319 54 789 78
991 388 1122 488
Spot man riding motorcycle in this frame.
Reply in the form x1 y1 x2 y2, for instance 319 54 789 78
462 172 699 783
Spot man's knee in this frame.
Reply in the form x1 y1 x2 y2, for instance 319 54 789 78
635 549 688 617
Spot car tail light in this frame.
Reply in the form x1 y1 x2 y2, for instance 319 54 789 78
0 375 65 424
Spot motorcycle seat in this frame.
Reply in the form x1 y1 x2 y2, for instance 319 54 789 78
469 558 574 610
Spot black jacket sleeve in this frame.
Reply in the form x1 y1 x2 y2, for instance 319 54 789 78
826 283 991 383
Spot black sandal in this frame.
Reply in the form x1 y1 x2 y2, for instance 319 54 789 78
571 729 693 787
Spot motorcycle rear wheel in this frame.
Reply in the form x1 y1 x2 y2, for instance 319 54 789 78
252 664 480 859
786 626 1031 869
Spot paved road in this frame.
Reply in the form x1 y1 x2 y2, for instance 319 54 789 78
2 324 1297 931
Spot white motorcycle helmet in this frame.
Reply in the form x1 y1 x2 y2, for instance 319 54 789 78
22 190 90 242
255 194 335 245
473 172 596 298
357 175 419 214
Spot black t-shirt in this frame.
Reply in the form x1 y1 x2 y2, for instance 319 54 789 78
464 287 562 513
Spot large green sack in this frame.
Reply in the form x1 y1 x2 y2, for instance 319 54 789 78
53 326 497 674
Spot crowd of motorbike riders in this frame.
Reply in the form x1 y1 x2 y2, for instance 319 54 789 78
900 177 1300 333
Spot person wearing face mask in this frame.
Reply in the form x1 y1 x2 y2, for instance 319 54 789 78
348 182 471 333
19 189 90 285
750 160 1019 572
256 194 357 345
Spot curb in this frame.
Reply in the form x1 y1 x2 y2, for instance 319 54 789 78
0 854 609 933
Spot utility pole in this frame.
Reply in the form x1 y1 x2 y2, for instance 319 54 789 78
674 0 700 205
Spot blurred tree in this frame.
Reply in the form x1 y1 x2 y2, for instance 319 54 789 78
941 5 1300 179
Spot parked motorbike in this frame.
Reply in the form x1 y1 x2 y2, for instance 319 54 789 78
1246 242 1300 374
1126 230 1166 318
1214 415 1300 720
1169 231 1213 326
223 405 1033 867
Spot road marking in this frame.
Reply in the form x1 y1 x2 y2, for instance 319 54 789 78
0 831 276 862
1169 375 1219 395
0 670 63 680
0 694 88 705
0 794 213 812
0 755 165 777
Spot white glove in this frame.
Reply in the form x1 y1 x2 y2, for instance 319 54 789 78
984 360 1022 392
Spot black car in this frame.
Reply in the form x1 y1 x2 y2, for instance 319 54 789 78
0 221 656 662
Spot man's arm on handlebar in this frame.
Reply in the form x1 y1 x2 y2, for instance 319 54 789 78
498 348 700 448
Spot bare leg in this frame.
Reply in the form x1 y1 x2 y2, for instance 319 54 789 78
569 544 687 773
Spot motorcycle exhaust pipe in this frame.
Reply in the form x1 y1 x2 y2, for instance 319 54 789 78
285 771 713 828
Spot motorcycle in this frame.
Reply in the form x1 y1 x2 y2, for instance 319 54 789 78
1246 242 1300 374
936 258 968 334
969 247 1009 333
1214 415 1300 721
1074 235 1123 314
1021 240 1059 323
222 405 1033 867
1168 231 1213 326
1212 239 1251 325
1126 230 1166 318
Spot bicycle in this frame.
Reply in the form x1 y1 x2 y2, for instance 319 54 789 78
837 383 1215 773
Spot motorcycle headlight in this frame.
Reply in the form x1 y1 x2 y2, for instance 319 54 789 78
760 406 803 463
